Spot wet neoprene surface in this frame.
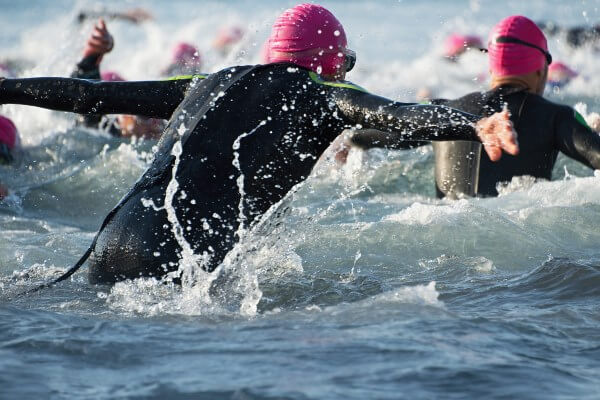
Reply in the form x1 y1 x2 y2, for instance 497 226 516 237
0 63 483 283
434 86 600 196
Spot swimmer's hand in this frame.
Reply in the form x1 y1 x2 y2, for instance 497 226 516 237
475 109 519 161
83 19 114 59
332 134 352 165
586 112 600 133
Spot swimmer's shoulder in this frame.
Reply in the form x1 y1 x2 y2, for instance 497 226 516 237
522 93 576 118
430 91 490 115
512 93 592 132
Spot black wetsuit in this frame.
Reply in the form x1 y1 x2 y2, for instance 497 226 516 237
70 54 121 134
434 86 600 196
0 63 485 284
351 85 600 197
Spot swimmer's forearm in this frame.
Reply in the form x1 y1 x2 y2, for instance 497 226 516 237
335 90 479 142
349 129 429 150
71 55 102 80
557 108 600 169
392 104 480 141
0 78 188 119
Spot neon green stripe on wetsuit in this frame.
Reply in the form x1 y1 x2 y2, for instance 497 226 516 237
308 71 367 92
165 74 208 81
574 110 592 130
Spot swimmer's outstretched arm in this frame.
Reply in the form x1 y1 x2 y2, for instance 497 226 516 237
0 77 191 119
77 8 153 24
332 88 518 160
556 106 600 169
334 89 480 140
348 129 428 150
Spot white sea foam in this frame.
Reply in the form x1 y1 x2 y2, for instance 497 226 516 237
384 200 471 225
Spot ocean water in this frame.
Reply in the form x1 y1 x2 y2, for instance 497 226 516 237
2 0 600 398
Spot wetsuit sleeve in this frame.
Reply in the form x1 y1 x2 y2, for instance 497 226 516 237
555 107 600 169
71 54 101 80
348 98 453 150
349 129 429 150
332 88 480 143
71 55 103 127
0 77 191 119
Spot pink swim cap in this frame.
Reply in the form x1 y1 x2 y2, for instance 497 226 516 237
549 61 577 78
172 42 201 66
101 71 126 82
266 3 347 76
548 61 577 86
444 34 483 58
213 26 244 49
0 115 18 149
488 16 549 77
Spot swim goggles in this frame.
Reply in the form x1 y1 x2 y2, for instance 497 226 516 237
0 143 13 165
269 47 356 72
484 35 553 65
343 49 356 72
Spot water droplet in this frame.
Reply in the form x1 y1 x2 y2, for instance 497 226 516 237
334 30 340 37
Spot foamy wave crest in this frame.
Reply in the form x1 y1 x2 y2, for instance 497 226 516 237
316 281 445 319
386 281 444 306
384 200 472 225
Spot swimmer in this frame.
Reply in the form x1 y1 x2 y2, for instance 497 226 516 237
72 19 114 80
0 115 20 166
212 25 244 56
0 3 518 285
0 115 21 200
162 42 203 77
72 20 165 139
547 61 578 89
443 33 484 61
77 7 153 25
416 33 485 103
350 16 600 198
71 19 116 132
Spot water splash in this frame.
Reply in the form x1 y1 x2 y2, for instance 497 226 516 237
132 120 276 317
231 119 267 240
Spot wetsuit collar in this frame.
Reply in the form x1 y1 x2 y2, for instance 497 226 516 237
493 84 530 96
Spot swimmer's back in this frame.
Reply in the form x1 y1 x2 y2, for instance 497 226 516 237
436 86 598 196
